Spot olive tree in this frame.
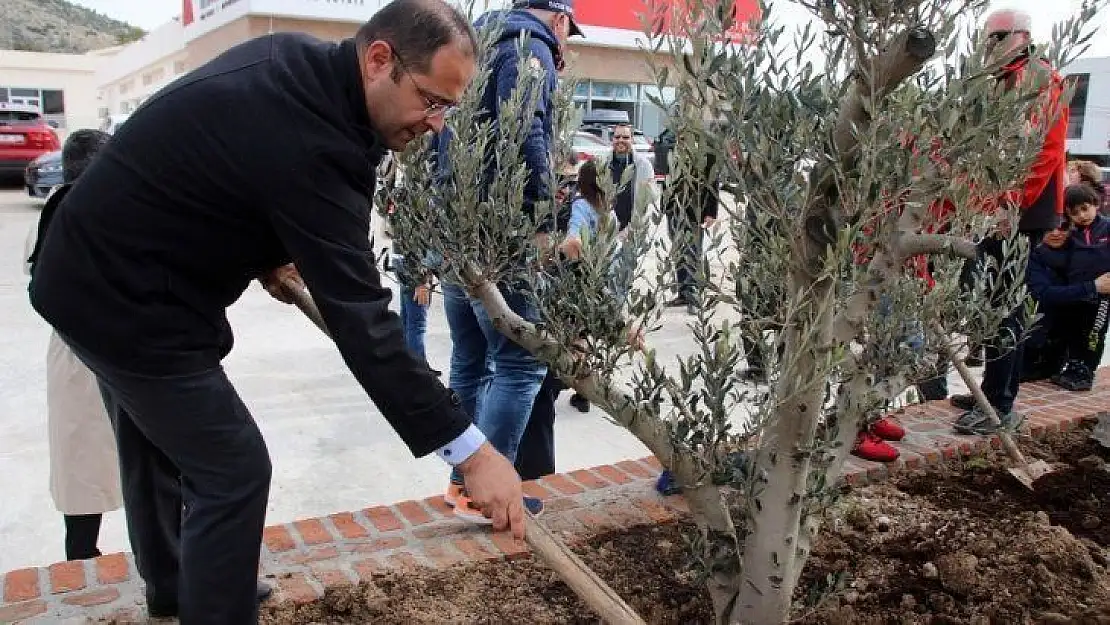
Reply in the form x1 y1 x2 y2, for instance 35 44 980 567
387 1 1103 622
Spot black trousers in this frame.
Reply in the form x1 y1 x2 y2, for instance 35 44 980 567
1053 299 1110 369
667 214 705 299
66 338 271 625
64 513 103 561
514 371 563 481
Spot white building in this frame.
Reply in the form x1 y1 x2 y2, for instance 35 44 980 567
95 18 187 119
0 47 120 137
1064 55 1110 164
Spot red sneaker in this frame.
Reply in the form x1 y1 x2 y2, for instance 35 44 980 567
852 432 900 463
870 417 906 442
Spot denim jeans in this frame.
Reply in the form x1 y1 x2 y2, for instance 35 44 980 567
398 283 428 363
443 283 548 484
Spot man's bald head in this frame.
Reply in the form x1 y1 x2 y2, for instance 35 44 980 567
983 8 1033 64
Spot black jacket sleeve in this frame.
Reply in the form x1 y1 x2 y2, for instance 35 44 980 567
268 148 472 458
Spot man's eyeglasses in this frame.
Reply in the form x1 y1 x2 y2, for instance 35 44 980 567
612 135 633 141
391 47 458 119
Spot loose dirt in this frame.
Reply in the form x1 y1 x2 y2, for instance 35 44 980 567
261 425 1110 625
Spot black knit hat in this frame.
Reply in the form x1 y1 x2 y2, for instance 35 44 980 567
62 129 111 184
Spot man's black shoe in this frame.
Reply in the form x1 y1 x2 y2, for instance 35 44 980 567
666 296 689 308
568 393 591 413
949 394 976 412
148 580 273 618
1052 360 1094 391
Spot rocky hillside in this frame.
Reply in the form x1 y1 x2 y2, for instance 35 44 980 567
0 0 145 54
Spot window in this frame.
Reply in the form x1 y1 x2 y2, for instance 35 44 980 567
1067 73 1090 140
142 73 153 86
590 82 637 101
121 101 132 114
10 88 38 98
174 60 186 74
0 88 7 104
42 90 64 115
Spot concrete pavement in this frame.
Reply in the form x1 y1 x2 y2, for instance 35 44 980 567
0 186 661 571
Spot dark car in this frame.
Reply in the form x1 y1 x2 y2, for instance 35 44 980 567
0 104 61 180
25 149 62 198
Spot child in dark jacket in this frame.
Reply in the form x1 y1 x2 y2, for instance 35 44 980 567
1026 184 1110 391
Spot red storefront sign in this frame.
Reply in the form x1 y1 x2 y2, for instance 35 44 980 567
574 0 760 41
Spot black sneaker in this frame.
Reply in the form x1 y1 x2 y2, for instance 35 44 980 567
667 295 689 308
568 393 591 413
741 368 766 382
949 394 976 412
1052 360 1093 391
953 408 1025 435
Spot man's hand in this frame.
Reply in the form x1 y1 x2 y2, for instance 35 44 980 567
1095 273 1110 295
260 264 304 304
414 283 432 307
626 325 646 351
1043 228 1068 249
456 442 526 539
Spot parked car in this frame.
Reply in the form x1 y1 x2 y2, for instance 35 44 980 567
570 130 611 164
25 149 63 198
0 103 61 180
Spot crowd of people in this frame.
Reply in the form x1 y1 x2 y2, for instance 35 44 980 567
18 0 1106 623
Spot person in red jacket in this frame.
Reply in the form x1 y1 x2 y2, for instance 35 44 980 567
949 8 1070 435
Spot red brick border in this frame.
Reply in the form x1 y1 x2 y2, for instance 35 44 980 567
2 378 1106 623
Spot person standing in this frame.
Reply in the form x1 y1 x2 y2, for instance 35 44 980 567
28 1 526 622
949 8 1070 434
24 129 123 562
604 123 657 232
435 0 583 520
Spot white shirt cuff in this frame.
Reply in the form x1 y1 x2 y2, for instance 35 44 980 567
435 424 486 466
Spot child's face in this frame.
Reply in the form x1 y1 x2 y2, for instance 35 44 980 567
1068 202 1098 228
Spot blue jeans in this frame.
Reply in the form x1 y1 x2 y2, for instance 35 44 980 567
443 282 547 484
399 284 428 363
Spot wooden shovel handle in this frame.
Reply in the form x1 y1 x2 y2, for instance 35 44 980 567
276 277 647 625
934 330 1028 466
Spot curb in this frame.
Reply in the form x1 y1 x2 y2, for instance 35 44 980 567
2 378 1107 623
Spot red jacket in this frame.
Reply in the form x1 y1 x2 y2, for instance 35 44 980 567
994 55 1070 231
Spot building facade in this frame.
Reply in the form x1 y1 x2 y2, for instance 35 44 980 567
1064 55 1110 165
0 47 120 137
175 0 758 138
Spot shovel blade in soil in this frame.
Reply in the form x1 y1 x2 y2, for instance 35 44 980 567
1008 460 1054 490
1092 414 1110 450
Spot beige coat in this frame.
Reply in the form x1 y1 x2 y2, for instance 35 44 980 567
25 214 123 515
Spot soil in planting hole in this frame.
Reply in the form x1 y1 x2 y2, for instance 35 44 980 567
260 424 1110 625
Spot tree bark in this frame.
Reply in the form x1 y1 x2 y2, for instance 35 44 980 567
732 27 936 624
460 266 743 620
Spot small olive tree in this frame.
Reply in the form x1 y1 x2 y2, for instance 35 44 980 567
388 1 1103 622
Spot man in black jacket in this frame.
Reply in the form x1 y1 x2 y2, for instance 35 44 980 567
28 1 525 622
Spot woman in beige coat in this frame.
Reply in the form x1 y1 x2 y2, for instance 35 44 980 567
24 129 122 560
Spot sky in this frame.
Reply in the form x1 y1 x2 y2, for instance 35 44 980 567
68 0 1110 58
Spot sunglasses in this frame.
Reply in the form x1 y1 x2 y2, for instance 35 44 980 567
987 29 1027 43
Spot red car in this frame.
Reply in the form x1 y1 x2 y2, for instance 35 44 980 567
0 103 61 178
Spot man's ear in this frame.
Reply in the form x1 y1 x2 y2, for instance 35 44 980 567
363 40 395 80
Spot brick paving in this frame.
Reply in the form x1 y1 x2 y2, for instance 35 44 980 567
1 374 1106 623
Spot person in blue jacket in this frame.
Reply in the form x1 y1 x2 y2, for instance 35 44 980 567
436 0 583 521
1026 184 1110 391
